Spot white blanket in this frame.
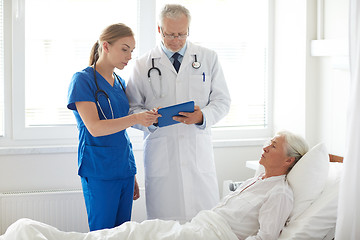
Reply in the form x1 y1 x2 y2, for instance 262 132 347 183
0 210 238 240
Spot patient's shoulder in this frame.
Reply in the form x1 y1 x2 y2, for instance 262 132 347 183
267 176 294 197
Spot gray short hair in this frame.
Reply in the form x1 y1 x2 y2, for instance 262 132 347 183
158 4 191 27
276 131 309 168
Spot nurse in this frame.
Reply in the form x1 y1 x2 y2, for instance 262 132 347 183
67 23 160 231
126 4 231 222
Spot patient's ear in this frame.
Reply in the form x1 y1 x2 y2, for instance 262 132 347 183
286 156 296 168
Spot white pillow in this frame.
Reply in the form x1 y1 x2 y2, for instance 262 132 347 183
287 142 330 221
279 162 343 240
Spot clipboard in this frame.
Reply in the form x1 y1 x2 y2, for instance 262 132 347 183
157 101 195 127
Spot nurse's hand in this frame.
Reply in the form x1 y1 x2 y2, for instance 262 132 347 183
174 105 203 125
133 176 140 200
135 111 161 127
150 107 161 125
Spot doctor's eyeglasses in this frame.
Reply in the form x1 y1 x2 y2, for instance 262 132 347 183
161 27 189 40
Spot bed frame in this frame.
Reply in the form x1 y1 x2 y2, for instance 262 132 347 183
329 154 343 163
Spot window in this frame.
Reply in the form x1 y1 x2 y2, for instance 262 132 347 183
23 0 138 127
7 0 272 145
12 0 138 139
156 0 273 137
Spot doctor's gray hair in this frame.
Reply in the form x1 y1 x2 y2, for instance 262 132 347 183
159 4 191 27
89 23 134 66
276 131 309 169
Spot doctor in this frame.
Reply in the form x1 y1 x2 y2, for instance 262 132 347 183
126 4 231 222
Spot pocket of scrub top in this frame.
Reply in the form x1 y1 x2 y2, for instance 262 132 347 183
144 137 170 177
196 133 216 173
189 74 211 107
82 144 134 178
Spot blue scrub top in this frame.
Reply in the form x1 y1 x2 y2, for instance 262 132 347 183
67 66 136 180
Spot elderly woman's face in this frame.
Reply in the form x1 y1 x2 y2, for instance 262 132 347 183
259 135 289 169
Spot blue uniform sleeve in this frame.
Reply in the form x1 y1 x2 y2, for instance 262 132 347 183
67 71 96 111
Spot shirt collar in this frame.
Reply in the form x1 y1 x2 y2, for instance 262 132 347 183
258 173 287 182
160 41 187 59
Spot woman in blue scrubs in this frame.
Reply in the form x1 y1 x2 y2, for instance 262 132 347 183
67 23 160 231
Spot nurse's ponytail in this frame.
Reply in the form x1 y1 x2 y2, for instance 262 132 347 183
88 23 134 66
89 42 99 66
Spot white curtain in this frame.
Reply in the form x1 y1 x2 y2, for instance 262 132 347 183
335 0 360 239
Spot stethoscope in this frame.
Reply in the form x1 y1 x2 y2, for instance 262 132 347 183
93 63 125 120
147 54 201 98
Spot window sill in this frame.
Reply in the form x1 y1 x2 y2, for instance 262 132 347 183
0 145 77 156
0 138 265 156
212 138 266 148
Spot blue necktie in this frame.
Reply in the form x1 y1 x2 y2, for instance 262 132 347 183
172 52 181 72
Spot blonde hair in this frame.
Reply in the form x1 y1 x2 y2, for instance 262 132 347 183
89 23 134 66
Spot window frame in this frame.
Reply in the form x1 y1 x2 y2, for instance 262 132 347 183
2 0 274 148
11 0 78 140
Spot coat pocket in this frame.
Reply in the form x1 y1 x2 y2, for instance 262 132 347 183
144 137 170 177
195 133 215 173
189 74 211 108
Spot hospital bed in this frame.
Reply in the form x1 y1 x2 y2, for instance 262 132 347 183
229 143 342 240
0 143 342 240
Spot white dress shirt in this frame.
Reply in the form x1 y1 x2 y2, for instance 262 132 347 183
213 174 293 240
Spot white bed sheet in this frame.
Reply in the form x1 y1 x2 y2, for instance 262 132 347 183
0 210 238 240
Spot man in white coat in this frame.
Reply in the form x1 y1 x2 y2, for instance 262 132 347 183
126 4 231 222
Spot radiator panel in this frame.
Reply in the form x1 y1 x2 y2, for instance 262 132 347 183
0 190 89 234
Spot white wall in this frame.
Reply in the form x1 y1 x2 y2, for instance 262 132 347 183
273 0 308 138
0 144 260 197
273 0 349 155
316 0 349 156
0 152 80 192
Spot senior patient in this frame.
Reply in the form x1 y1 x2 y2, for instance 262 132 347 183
0 131 308 240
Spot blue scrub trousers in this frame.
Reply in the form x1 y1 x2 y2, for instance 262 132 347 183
81 176 135 231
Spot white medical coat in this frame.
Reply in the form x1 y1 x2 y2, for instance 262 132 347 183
126 41 231 221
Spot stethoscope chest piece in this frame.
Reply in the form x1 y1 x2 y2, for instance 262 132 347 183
192 61 201 69
192 54 201 69
146 54 202 98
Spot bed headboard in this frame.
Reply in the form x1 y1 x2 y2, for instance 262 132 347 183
329 154 343 163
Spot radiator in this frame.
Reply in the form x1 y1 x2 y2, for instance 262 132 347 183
0 190 89 235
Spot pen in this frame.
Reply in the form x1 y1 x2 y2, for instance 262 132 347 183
202 72 205 82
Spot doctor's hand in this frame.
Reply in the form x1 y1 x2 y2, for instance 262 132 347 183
135 111 161 127
173 105 203 125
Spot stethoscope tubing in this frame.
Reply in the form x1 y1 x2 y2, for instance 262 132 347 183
147 58 163 98
93 62 125 119
147 54 201 98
